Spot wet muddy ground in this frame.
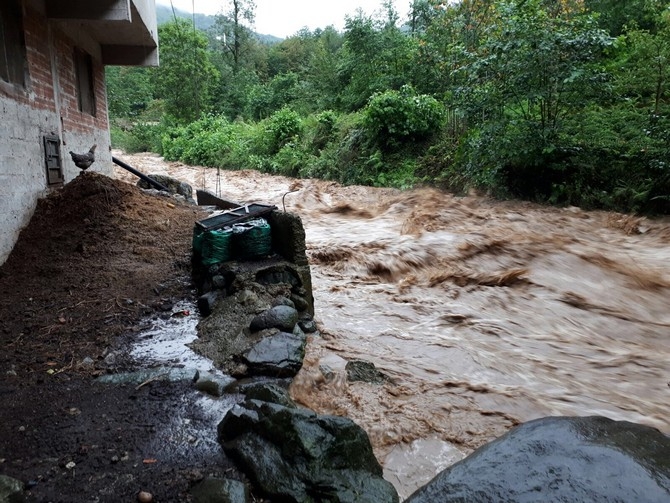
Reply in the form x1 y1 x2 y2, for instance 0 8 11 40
0 377 239 502
0 172 248 502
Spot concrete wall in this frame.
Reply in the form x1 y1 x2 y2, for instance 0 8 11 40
0 3 112 265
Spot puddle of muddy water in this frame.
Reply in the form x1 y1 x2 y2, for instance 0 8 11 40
131 301 212 369
128 301 242 464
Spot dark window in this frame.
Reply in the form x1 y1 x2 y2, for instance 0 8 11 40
74 49 96 116
0 0 27 87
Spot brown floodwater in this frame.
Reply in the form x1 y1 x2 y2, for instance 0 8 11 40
115 153 670 498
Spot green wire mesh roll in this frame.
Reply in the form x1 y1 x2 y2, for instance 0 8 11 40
201 228 233 266
232 218 272 259
192 226 204 256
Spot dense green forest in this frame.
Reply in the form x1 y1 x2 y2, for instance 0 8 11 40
107 0 670 214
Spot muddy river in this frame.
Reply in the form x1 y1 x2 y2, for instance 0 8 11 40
114 152 670 498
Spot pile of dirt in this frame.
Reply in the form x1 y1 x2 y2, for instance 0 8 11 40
0 173 223 502
0 172 205 379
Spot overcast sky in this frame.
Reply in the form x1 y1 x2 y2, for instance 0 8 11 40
155 0 403 38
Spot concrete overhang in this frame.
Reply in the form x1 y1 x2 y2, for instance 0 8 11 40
45 0 159 66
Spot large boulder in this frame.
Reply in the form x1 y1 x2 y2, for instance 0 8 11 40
242 331 306 377
218 400 399 503
406 416 670 503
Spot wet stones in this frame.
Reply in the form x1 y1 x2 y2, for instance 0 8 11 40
194 371 236 397
346 359 392 385
249 305 299 333
138 174 195 203
232 381 296 408
190 477 249 503
241 331 306 378
193 231 317 378
95 367 199 386
298 318 317 333
197 291 219 317
217 399 399 503
406 416 670 503
0 474 24 503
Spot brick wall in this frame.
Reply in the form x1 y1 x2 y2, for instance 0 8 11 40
0 4 112 265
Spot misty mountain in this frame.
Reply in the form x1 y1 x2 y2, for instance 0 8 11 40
156 4 283 43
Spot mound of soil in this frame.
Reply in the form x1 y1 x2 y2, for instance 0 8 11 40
0 172 204 378
0 173 244 502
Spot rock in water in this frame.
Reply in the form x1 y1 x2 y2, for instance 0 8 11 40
218 399 399 503
406 416 670 503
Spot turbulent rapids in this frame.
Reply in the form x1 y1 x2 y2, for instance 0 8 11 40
115 152 670 493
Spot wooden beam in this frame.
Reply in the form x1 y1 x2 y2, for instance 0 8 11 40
101 45 159 67
45 0 131 22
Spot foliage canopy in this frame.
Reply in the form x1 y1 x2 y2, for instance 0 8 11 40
107 0 670 214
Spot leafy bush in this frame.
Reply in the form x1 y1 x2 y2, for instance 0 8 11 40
307 110 338 152
270 141 316 177
161 115 235 167
364 85 445 149
264 107 304 154
110 122 164 153
374 159 418 189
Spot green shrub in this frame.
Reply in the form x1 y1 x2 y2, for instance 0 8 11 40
364 85 445 149
270 141 315 177
375 159 418 189
264 107 304 155
110 122 163 153
161 114 235 167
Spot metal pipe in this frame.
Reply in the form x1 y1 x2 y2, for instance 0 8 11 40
112 156 170 192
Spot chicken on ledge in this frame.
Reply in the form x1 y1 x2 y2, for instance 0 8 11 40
69 144 96 171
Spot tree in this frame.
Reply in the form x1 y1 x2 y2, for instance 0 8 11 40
339 6 414 110
215 0 256 73
152 19 219 122
105 66 153 118
264 28 344 113
454 0 613 196
614 23 670 113
408 0 435 36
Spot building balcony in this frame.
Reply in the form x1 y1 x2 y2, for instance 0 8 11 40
44 0 159 66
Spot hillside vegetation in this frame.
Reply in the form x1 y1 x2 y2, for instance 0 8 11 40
108 0 670 214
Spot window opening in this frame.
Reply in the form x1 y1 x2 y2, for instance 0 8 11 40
74 48 96 116
0 0 27 87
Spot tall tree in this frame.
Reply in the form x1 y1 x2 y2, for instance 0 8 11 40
611 17 670 113
215 0 256 73
152 19 219 122
452 0 613 196
408 0 436 36
339 5 414 110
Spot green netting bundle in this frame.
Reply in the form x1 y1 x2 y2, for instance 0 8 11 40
192 226 205 256
232 218 272 259
201 228 233 266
